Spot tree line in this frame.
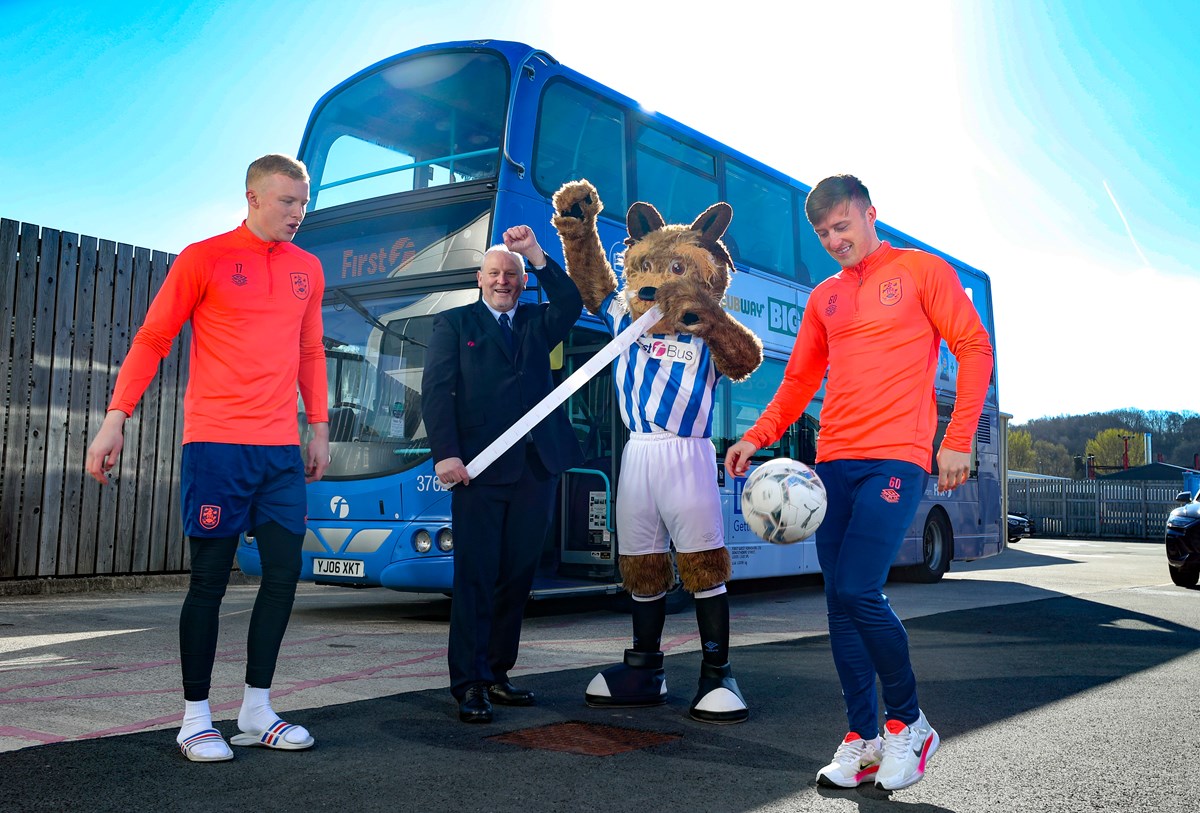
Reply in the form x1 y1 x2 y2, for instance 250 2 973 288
1008 408 1200 478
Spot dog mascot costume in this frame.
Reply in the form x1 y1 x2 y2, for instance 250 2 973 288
552 179 762 723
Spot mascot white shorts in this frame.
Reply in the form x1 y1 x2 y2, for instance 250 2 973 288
616 432 725 556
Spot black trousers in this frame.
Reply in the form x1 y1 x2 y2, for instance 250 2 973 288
447 448 557 699
179 522 302 701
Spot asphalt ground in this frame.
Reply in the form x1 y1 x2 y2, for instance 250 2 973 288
1 540 1197 813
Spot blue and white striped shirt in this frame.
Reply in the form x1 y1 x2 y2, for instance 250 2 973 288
601 292 720 438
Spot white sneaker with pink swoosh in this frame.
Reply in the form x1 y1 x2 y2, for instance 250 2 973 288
876 709 940 790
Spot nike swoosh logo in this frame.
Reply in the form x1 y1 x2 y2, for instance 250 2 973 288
911 737 925 757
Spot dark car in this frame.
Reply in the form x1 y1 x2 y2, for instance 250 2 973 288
1165 489 1200 587
1007 512 1034 543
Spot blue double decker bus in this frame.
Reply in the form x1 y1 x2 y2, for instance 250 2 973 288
236 40 1006 596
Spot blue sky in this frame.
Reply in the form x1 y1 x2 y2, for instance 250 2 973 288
2 0 1197 425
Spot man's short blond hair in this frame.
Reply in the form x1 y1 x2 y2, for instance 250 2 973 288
246 154 309 190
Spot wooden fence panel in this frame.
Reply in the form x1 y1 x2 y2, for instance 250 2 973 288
127 247 157 573
0 219 18 577
67 236 101 575
111 241 141 574
91 239 120 574
23 226 63 575
6 223 44 577
0 221 188 580
38 230 81 575
148 249 179 573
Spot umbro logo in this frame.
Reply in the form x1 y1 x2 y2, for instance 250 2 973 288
232 263 248 286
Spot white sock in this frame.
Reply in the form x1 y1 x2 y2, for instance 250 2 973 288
179 699 213 741
237 685 310 744
177 699 230 758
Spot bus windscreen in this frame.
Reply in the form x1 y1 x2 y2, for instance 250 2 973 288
301 51 508 210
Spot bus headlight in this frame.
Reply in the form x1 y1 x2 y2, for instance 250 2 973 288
436 528 453 552
413 529 433 553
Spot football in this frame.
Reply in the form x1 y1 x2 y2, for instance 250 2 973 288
740 458 827 544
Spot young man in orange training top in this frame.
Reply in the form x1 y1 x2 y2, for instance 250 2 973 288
725 175 993 791
85 154 330 762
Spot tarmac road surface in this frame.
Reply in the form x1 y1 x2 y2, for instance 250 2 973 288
1 537 1196 812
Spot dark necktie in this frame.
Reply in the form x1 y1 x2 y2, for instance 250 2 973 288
498 312 515 351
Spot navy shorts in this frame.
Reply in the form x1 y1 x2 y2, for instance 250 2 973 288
180 443 307 538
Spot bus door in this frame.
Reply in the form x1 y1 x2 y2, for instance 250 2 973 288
554 325 626 584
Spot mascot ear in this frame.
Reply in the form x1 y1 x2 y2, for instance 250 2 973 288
691 202 732 242
626 202 666 245
691 202 737 272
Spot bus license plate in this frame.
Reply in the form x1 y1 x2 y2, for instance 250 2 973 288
313 558 364 578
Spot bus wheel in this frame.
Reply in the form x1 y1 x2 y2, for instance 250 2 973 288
907 511 951 584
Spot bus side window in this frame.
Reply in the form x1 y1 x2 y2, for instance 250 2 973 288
634 125 718 226
534 82 628 213
725 358 787 459
725 161 796 282
793 410 820 466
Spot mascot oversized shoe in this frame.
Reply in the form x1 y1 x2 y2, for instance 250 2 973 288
689 662 749 724
585 649 667 707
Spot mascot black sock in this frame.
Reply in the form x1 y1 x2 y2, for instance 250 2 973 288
694 591 730 666
631 595 667 653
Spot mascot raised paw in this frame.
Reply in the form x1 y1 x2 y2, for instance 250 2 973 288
551 178 763 724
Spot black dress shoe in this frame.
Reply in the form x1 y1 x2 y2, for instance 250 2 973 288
458 685 493 723
487 681 536 706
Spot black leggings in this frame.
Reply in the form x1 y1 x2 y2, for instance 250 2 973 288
179 522 302 701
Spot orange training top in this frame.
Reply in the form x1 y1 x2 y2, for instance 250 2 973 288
108 222 329 445
742 242 993 471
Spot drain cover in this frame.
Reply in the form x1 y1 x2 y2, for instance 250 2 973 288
488 721 681 756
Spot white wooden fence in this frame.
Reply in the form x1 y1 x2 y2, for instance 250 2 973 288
1007 479 1184 541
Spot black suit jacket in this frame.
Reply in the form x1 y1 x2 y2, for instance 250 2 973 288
422 257 585 486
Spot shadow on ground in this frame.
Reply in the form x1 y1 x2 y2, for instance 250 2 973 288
5 591 1197 813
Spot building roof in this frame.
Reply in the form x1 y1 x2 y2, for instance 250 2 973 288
1008 470 1070 480
1097 462 1200 481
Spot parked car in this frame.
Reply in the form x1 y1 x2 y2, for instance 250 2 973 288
1007 512 1034 543
1165 488 1200 587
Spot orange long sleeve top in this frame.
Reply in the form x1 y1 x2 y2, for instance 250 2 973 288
742 242 993 471
108 223 329 446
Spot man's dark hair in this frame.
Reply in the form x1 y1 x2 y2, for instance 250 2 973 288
804 174 872 226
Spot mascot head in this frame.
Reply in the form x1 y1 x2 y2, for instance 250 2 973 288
620 201 736 321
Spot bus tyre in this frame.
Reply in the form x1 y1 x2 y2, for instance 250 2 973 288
907 511 951 584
